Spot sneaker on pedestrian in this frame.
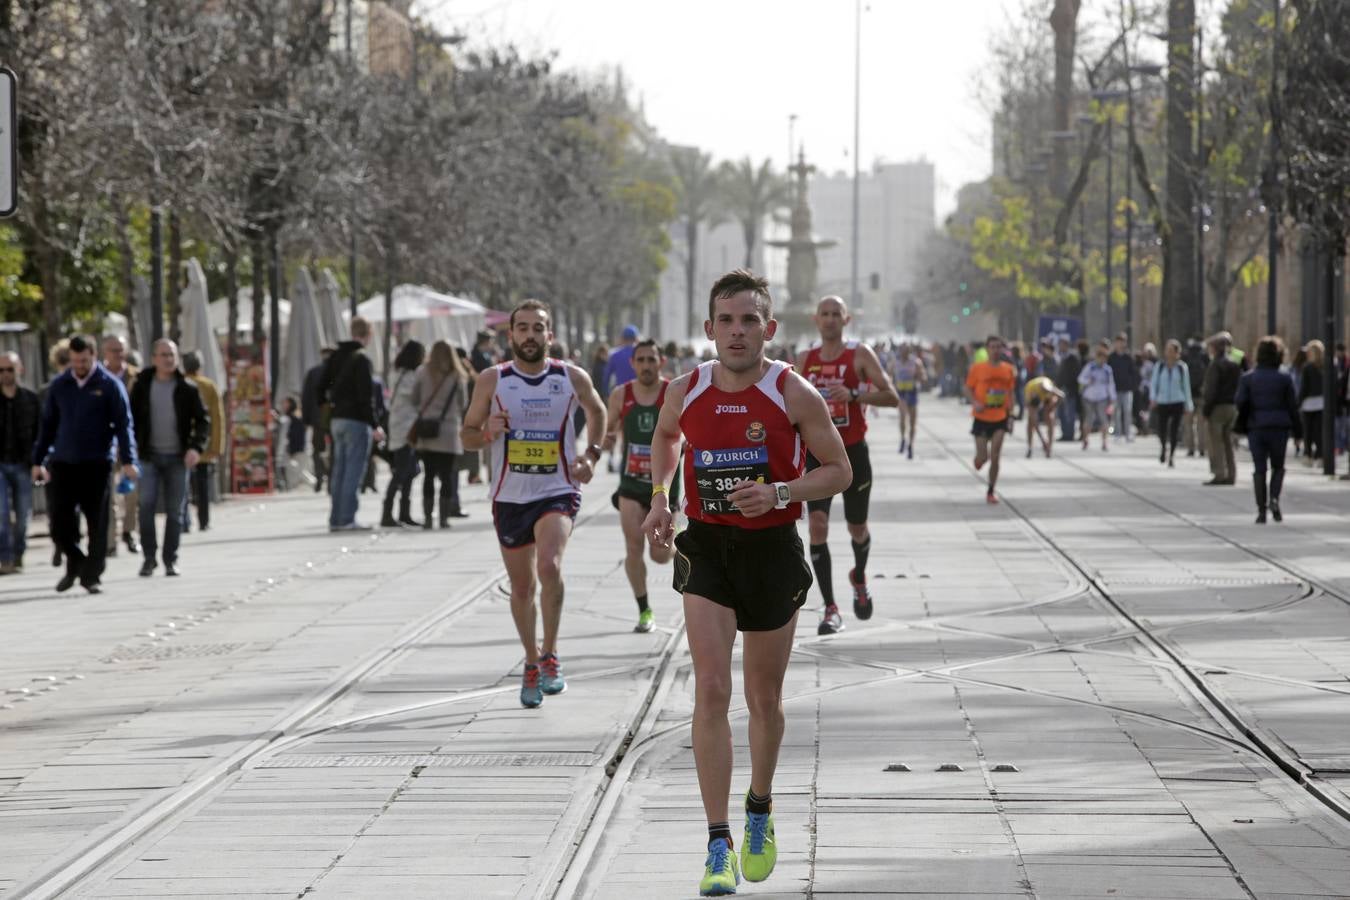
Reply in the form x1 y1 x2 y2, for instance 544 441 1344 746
699 837 740 896
539 652 566 695
0 561 14 576
848 568 873 620
635 608 655 633
986 490 1000 505
741 805 777 883
139 560 156 577
520 664 543 708
818 604 843 636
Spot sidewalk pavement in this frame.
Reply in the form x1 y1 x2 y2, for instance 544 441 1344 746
1 400 1347 898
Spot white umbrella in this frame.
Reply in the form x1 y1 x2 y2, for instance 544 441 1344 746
318 268 349 344
130 274 154 354
178 259 227 386
279 268 326 403
209 291 291 341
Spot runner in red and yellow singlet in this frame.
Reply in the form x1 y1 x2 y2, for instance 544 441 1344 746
796 296 898 636
643 270 852 896
963 334 1017 504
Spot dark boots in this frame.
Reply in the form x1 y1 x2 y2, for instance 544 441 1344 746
1269 468 1285 523
397 495 419 528
1253 473 1267 524
380 494 400 528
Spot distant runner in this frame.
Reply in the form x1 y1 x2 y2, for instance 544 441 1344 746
1023 375 1065 458
602 338 678 634
964 334 1016 503
644 269 851 897
460 300 607 709
798 296 899 636
892 343 927 459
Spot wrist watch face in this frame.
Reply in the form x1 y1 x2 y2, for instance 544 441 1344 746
776 483 791 505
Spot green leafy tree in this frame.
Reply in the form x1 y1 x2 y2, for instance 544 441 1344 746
718 157 790 268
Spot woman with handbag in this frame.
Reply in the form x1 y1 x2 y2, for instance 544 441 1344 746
381 341 426 527
412 341 471 528
1236 336 1302 523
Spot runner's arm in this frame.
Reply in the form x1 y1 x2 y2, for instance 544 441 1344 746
569 364 608 454
855 344 899 408
459 368 501 451
642 375 689 545
601 388 625 452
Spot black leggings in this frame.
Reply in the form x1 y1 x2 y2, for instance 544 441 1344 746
1156 403 1184 455
419 450 460 519
1302 410 1323 459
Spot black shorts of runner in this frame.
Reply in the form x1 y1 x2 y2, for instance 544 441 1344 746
804 440 872 526
672 520 812 632
493 492 581 549
970 417 1012 439
612 486 652 512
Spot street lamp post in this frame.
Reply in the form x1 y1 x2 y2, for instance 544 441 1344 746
1265 0 1281 336
1125 65 1163 347
849 0 861 311
1093 89 1128 339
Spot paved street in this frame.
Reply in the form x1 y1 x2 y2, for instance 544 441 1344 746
3 398 1349 899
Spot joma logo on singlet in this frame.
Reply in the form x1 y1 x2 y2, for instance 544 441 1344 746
714 404 748 414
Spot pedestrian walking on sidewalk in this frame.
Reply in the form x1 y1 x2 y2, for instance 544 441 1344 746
1182 335 1209 457
320 318 384 531
1298 340 1326 467
0 352 39 573
381 340 425 528
1107 334 1138 441
1078 341 1117 452
413 341 471 528
642 269 851 896
1054 337 1081 442
302 348 334 494
1149 339 1193 468
32 334 139 594
1235 336 1301 524
101 335 140 556
1202 333 1241 485
182 352 224 533
460 300 607 709
130 340 209 578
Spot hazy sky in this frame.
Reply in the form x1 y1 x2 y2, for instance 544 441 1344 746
421 0 1013 219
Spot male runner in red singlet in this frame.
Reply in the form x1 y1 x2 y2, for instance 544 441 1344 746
461 300 607 708
643 270 852 896
797 296 898 635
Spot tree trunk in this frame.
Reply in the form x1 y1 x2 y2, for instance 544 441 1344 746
684 219 699 339
225 241 239 359
115 202 138 349
250 230 266 351
33 198 61 339
1162 0 1199 341
168 208 183 343
1049 0 1081 198
743 220 756 269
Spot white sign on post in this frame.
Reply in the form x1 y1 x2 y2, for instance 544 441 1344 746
0 68 16 219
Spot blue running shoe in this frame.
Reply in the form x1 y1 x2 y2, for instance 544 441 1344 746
539 652 566 695
699 837 740 896
520 664 543 708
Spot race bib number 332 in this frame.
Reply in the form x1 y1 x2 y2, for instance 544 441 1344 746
692 445 771 515
507 429 561 473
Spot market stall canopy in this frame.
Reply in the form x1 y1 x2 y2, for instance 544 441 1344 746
317 268 349 344
357 284 487 357
209 291 291 340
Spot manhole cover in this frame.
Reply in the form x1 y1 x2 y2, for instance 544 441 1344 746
256 751 597 769
103 643 246 663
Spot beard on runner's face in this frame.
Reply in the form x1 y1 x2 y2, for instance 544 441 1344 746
512 336 545 362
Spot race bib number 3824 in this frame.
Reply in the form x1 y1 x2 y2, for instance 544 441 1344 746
692 445 771 515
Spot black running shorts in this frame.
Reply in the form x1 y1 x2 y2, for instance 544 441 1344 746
805 440 872 526
970 417 1011 439
672 520 812 632
493 492 581 549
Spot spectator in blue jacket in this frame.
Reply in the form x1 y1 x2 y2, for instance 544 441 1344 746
1149 339 1194 468
31 334 139 594
1236 336 1302 524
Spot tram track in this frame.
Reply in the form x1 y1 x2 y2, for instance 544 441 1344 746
920 416 1350 824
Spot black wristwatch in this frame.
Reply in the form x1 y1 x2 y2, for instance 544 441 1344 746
849 387 861 401
585 444 602 463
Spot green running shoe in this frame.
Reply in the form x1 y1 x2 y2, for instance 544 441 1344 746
635 608 655 633
699 837 740 896
741 803 777 882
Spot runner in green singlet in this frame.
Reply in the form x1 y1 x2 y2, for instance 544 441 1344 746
603 339 678 633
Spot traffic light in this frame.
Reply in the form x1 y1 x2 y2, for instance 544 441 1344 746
959 281 968 293
962 306 971 316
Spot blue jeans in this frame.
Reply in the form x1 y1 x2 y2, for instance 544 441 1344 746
139 452 187 565
1058 396 1078 440
1113 390 1134 439
329 418 373 527
0 462 32 564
